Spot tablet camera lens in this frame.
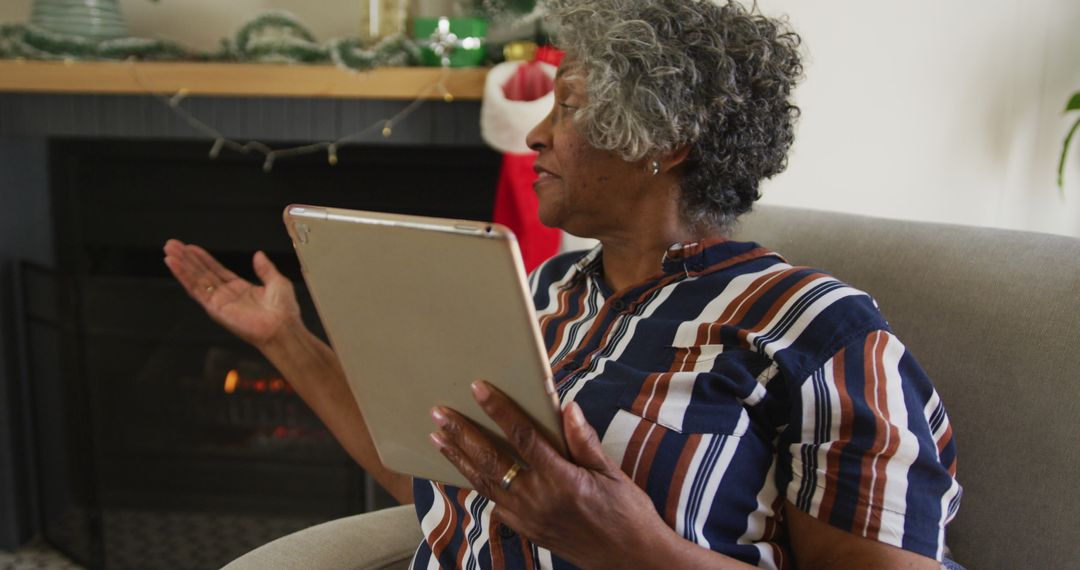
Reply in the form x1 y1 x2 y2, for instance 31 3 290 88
294 223 310 244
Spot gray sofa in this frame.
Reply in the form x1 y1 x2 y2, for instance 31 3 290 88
225 205 1080 569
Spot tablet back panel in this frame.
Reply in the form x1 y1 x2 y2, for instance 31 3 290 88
284 205 562 487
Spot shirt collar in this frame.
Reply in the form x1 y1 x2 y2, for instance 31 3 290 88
660 237 732 275
569 237 778 285
572 244 604 278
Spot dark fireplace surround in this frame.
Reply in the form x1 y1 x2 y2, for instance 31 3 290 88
0 93 500 569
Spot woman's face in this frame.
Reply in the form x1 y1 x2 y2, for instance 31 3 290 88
525 66 651 240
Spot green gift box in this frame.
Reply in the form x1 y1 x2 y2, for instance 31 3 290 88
413 17 487 67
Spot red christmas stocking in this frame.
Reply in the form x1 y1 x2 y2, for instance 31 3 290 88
482 59 562 273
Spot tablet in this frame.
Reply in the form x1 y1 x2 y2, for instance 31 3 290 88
284 205 565 488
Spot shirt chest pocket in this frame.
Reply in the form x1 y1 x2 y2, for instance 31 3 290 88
601 370 751 484
614 367 751 438
666 341 725 373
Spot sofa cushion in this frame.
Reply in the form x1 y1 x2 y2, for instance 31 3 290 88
734 205 1080 568
221 504 422 570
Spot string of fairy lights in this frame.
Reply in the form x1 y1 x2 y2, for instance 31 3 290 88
127 58 456 173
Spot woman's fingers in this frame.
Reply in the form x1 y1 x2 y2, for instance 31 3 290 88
164 240 251 308
469 381 564 473
189 244 241 284
562 402 615 474
163 240 196 283
253 250 275 283
164 242 214 300
464 381 619 484
165 240 243 287
429 431 495 496
164 239 210 284
431 407 518 497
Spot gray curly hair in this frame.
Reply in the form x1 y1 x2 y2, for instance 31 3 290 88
546 0 803 230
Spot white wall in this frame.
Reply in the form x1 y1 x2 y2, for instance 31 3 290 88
759 0 1080 237
2 0 1079 237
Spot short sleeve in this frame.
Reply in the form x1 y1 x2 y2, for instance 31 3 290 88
779 329 962 561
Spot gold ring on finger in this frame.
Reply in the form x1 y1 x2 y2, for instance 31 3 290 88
500 462 523 490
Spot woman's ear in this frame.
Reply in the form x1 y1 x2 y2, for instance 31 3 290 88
651 145 692 175
665 145 692 169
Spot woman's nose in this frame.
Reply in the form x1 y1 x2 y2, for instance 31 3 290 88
525 110 552 152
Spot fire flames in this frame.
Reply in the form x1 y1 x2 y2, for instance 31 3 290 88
222 369 293 395
223 369 239 394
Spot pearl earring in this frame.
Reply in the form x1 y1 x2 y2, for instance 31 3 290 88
650 161 661 176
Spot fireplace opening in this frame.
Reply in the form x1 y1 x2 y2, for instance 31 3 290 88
23 138 501 569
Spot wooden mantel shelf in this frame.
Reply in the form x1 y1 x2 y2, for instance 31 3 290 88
0 59 487 101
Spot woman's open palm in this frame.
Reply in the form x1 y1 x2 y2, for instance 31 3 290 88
163 239 300 348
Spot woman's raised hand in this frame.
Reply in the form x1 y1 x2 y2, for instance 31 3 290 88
163 239 301 349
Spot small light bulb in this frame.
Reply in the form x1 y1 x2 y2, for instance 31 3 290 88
169 88 190 108
443 92 454 103
382 125 392 138
327 145 338 165
209 138 225 159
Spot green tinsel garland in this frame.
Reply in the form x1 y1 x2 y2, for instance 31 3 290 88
0 22 190 61
0 10 420 71
329 36 419 70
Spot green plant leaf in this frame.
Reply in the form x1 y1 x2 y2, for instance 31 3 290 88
1057 114 1080 191
1067 91 1080 112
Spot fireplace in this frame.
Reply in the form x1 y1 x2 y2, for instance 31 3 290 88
18 138 500 568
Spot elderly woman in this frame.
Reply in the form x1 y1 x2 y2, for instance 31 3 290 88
164 0 961 568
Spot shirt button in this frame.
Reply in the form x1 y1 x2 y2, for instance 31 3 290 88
497 524 516 539
611 299 626 311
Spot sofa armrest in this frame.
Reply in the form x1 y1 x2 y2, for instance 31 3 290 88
222 505 422 570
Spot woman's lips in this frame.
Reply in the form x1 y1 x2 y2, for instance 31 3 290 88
533 164 561 185
533 169 560 191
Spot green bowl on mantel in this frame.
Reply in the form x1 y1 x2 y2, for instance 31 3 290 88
30 0 130 39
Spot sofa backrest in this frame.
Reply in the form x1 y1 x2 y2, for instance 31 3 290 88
733 205 1080 569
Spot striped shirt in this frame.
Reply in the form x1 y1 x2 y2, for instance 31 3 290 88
410 239 961 569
